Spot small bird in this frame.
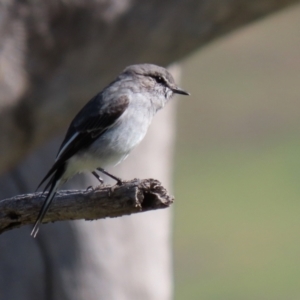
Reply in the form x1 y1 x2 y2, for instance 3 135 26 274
31 63 189 237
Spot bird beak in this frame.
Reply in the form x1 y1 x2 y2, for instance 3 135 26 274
172 87 190 96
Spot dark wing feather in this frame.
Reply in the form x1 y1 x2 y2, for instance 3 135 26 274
37 94 129 190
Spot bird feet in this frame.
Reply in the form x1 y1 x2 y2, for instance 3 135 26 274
86 185 94 192
91 171 104 184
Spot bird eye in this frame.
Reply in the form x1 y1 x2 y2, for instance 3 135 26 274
154 76 166 85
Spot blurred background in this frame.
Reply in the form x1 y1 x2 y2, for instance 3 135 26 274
174 5 300 299
1 1 300 299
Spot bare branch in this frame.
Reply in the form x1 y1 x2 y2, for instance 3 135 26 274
0 178 173 234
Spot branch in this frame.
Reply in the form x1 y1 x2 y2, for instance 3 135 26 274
0 178 173 234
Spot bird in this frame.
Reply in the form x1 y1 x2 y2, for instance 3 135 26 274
31 63 189 237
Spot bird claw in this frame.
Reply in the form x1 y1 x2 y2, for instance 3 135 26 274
116 179 124 186
107 180 124 197
108 185 116 197
86 185 94 192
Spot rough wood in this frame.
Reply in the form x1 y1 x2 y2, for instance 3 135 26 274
0 179 173 234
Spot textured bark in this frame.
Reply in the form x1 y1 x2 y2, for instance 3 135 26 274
0 179 173 234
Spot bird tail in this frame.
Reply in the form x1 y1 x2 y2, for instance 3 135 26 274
31 167 64 238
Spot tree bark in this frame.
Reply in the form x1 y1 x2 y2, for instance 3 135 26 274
0 179 173 234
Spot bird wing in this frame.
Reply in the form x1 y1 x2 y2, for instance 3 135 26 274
37 94 129 190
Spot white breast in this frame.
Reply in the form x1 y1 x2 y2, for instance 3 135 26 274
63 94 155 179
